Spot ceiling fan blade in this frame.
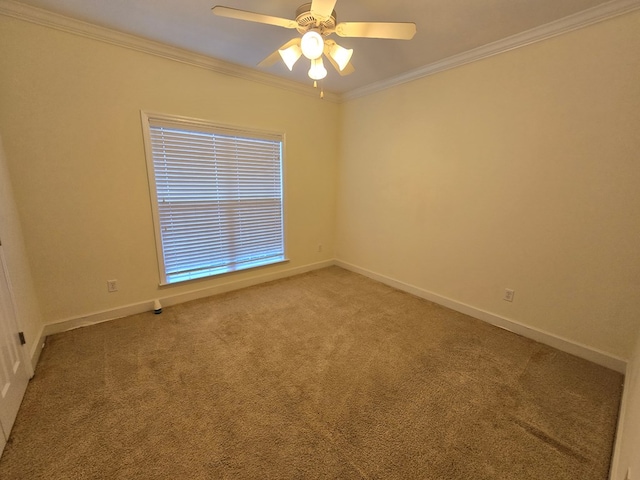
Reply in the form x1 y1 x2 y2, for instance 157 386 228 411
258 38 301 68
212 6 298 29
310 0 338 20
340 61 355 76
336 22 417 40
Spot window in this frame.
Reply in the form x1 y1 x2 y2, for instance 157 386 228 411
141 112 285 285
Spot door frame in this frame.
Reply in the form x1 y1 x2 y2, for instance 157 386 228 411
0 245 34 378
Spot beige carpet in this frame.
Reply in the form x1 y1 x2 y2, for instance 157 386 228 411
0 267 623 479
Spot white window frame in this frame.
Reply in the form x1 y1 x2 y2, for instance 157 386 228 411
141 111 287 285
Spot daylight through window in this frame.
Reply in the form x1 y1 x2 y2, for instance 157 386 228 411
142 113 285 284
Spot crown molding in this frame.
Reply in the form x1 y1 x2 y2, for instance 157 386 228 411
1 0 638 103
0 0 340 103
342 0 640 101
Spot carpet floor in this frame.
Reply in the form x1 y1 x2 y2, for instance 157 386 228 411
0 266 623 479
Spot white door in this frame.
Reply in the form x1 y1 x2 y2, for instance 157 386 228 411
0 242 30 454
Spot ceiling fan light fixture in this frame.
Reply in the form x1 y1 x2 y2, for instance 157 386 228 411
308 57 327 80
300 30 324 60
329 43 353 71
214 1 416 85
278 44 302 71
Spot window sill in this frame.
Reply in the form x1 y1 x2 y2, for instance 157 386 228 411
158 258 290 287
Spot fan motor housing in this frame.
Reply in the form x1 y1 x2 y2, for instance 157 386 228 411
296 3 337 35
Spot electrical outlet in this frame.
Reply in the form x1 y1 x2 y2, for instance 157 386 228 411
317 244 323 253
107 279 118 293
503 288 515 302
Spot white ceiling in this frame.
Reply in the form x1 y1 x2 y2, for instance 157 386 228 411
8 0 625 94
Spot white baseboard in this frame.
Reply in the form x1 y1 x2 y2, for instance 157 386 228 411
42 260 334 337
39 257 627 374
335 259 627 373
29 324 46 374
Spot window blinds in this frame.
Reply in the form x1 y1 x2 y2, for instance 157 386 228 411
145 117 284 284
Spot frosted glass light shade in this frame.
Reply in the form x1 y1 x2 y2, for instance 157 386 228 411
308 57 327 80
329 43 353 71
278 44 302 71
300 31 324 60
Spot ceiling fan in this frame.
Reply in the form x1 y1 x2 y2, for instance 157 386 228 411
212 0 416 90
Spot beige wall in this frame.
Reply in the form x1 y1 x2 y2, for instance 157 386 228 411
2 7 639 474
1 8 638 361
0 136 43 365
337 11 640 359
0 16 339 323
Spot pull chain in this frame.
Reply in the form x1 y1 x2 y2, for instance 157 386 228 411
312 80 324 99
